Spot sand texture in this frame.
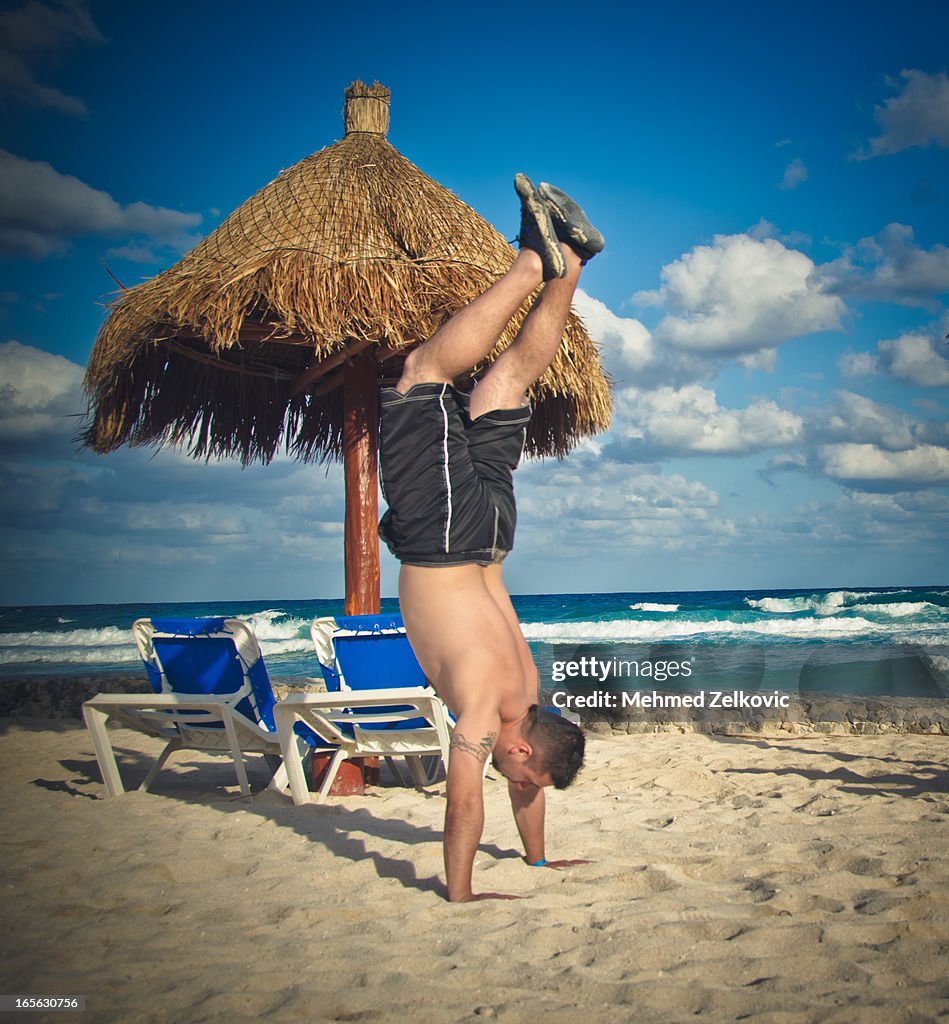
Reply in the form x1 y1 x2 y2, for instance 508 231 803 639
0 720 947 1023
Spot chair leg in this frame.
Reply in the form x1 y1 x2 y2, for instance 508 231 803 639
315 748 349 804
405 755 429 788
267 738 309 795
83 705 125 797
404 755 442 786
140 739 183 793
268 760 288 794
421 754 442 783
222 716 251 796
275 716 314 806
384 755 407 787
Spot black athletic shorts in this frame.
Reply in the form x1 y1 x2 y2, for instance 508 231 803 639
378 383 531 566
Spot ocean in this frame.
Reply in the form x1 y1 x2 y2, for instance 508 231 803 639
2 585 947 699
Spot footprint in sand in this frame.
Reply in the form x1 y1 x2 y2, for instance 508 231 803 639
853 892 904 915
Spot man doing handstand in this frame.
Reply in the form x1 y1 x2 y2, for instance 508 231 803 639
378 175 604 902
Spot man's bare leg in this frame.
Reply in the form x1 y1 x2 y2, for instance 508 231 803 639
396 250 544 392
469 244 583 419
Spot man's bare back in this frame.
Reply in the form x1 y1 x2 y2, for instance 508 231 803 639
399 563 536 726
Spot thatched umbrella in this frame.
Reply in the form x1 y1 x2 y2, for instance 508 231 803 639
82 81 612 613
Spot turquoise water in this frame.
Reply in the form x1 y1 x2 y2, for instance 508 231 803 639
1 586 947 698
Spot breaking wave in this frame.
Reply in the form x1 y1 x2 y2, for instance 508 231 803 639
521 615 887 643
744 589 927 617
0 609 314 668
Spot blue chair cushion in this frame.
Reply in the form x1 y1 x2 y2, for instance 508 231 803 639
148 621 276 730
319 614 429 730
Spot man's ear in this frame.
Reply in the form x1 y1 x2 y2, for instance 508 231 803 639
509 740 533 761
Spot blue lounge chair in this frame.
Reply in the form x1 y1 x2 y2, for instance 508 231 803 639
83 617 322 798
271 613 453 804
311 613 428 692
275 688 453 805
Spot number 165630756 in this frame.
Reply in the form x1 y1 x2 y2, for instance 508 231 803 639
0 996 85 1011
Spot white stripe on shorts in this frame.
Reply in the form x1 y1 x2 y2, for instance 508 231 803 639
439 384 453 551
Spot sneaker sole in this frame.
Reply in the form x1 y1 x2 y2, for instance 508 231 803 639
515 174 566 280
538 182 604 260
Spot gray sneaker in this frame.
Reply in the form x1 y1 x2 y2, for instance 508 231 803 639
538 182 604 264
514 173 566 280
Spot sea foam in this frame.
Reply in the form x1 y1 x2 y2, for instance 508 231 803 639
744 589 919 617
0 613 314 668
521 615 885 643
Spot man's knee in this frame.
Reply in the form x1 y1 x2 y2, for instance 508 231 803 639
400 346 424 381
398 344 451 391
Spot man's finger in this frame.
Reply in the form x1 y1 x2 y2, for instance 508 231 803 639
468 892 525 901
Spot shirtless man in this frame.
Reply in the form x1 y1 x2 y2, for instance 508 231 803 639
378 175 604 902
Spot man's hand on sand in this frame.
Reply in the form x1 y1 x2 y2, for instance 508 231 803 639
544 859 592 869
461 892 525 902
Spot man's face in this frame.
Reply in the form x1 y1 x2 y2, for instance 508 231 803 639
491 748 554 790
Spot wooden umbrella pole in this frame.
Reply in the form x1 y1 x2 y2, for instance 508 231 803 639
342 349 381 614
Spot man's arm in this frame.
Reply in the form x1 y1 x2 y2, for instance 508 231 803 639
509 782 592 871
444 720 518 902
508 780 546 864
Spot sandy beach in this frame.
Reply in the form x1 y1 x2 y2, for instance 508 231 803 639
1 715 947 1024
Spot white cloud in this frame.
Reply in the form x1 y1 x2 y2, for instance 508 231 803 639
0 1 103 116
785 488 949 552
778 158 808 190
838 315 949 388
878 330 949 387
510 440 948 588
572 290 653 373
819 223 949 305
752 391 949 491
0 423 351 601
822 391 916 451
0 150 202 258
758 452 808 486
0 339 84 441
855 69 949 160
842 489 949 517
104 242 177 265
634 233 845 355
819 442 949 489
737 348 777 373
117 503 247 536
838 349 880 379
748 219 812 249
516 457 726 555
571 289 712 387
607 384 804 460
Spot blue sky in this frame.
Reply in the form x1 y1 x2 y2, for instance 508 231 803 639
1 0 948 605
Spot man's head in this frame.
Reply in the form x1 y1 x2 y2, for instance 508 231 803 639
492 705 585 790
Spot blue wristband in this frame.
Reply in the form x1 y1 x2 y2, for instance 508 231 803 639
528 858 547 867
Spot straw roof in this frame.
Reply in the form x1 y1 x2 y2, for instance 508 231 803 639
81 81 612 464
